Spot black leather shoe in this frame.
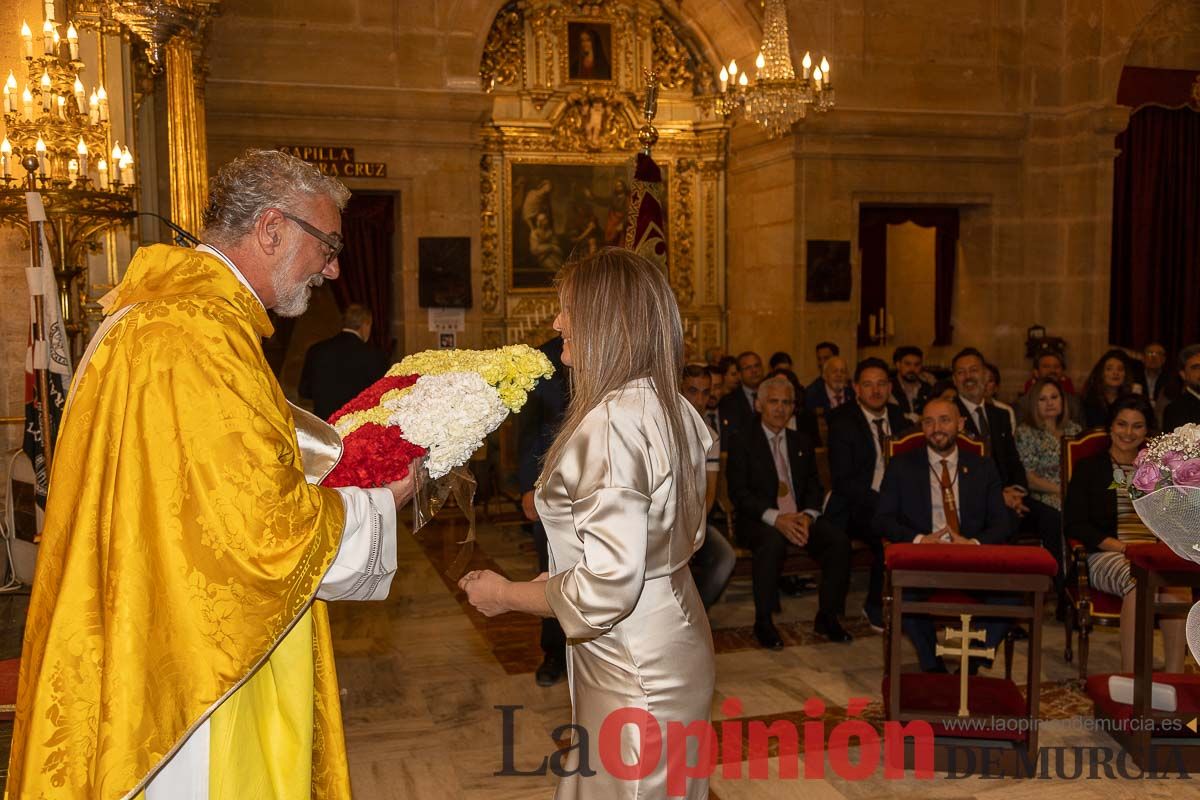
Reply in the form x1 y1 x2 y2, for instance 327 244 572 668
779 575 816 597
535 654 565 687
754 621 785 650
815 612 853 643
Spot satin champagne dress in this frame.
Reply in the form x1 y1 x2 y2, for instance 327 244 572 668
537 378 715 799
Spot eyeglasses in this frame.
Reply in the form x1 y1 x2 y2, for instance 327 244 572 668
278 210 344 264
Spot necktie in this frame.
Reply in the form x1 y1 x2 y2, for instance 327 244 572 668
773 435 797 514
975 406 992 456
872 417 891 466
938 458 961 536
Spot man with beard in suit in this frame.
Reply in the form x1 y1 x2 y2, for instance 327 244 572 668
952 347 1065 590
299 303 390 420
718 350 764 439
826 358 911 631
891 345 933 424
727 375 852 650
873 398 1011 673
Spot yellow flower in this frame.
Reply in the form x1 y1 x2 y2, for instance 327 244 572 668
389 344 554 412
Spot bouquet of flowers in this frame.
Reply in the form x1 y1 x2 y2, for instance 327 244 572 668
1123 423 1200 664
319 344 553 576
322 344 554 489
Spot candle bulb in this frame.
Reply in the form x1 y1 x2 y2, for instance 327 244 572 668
74 77 85 113
97 85 108 122
42 19 54 56
76 137 88 178
728 59 738 78
21 21 34 58
3 72 15 113
88 88 98 123
719 65 728 92
820 56 830 87
111 143 122 184
67 23 79 60
120 146 133 186
35 137 47 179
0 138 11 179
56 94 66 120
812 66 822 86
22 85 34 121
756 51 765 71
738 71 747 87
44 0 56 21
97 157 108 189
802 51 812 79
68 158 78 184
40 70 51 112
52 28 61 58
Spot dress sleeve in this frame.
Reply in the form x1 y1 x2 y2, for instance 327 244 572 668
543 403 654 639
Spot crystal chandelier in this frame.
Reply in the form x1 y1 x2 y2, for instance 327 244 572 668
1 5 137 350
706 0 834 138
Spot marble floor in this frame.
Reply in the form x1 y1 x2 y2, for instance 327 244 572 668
332 507 1200 799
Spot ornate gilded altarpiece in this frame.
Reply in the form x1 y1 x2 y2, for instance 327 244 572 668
478 0 728 358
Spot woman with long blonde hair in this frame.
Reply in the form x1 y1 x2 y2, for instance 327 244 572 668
461 248 715 798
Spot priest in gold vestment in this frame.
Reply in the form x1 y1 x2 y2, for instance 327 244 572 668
6 150 411 799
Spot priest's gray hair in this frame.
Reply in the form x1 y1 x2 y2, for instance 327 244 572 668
201 149 350 246
757 375 795 398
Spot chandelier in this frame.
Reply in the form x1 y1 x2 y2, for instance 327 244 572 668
0 6 137 350
705 0 834 138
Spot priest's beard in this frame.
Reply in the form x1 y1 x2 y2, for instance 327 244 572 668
272 271 325 317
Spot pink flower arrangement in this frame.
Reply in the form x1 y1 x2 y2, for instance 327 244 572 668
1123 423 1200 500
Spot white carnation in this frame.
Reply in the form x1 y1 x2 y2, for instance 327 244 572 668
389 371 509 479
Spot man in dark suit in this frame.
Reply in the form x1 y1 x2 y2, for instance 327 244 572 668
891 345 933 423
826 358 911 631
516 336 569 686
804 356 850 413
298 303 390 420
718 350 764 440
727 375 852 649
952 347 1064 587
1164 344 1200 432
873 398 1011 673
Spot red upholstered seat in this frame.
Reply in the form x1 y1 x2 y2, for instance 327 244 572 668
0 657 18 720
885 543 1058 577
1125 543 1200 574
1086 673 1200 737
882 673 1028 741
1065 583 1123 615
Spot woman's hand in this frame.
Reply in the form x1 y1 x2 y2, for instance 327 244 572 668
459 570 512 617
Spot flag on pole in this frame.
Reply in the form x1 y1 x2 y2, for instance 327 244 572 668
623 151 668 272
23 192 72 510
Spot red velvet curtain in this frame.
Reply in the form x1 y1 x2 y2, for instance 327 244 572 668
334 193 396 354
858 206 959 347
1109 105 1200 355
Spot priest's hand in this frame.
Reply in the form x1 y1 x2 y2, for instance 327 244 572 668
459 569 512 617
385 468 418 511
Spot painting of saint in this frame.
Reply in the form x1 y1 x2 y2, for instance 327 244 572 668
510 162 668 289
567 22 612 81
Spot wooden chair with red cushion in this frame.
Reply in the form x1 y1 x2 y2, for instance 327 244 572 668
883 543 1057 769
1059 428 1120 677
1085 543 1200 770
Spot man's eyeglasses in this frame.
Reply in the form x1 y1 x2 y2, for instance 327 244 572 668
278 210 344 264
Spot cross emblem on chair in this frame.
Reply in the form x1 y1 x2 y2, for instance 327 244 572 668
936 613 996 717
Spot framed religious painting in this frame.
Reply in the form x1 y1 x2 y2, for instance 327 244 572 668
508 160 668 290
805 239 852 302
566 21 613 82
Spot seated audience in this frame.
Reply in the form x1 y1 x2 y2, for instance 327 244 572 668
811 340 839 386
983 361 1018 432
1015 377 1081 513
718 354 741 400
704 364 725 431
681 365 736 609
891 345 933 423
1023 349 1077 396
806 355 850 413
1138 342 1171 405
298 303 390 420
954 347 1064 582
873 398 1012 673
769 351 794 371
705 346 726 367
1064 395 1188 673
1081 349 1141 428
1163 343 1200 432
719 350 764 439
727 376 852 649
826 357 911 631
767 367 820 442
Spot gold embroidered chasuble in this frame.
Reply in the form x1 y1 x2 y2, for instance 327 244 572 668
6 245 352 799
